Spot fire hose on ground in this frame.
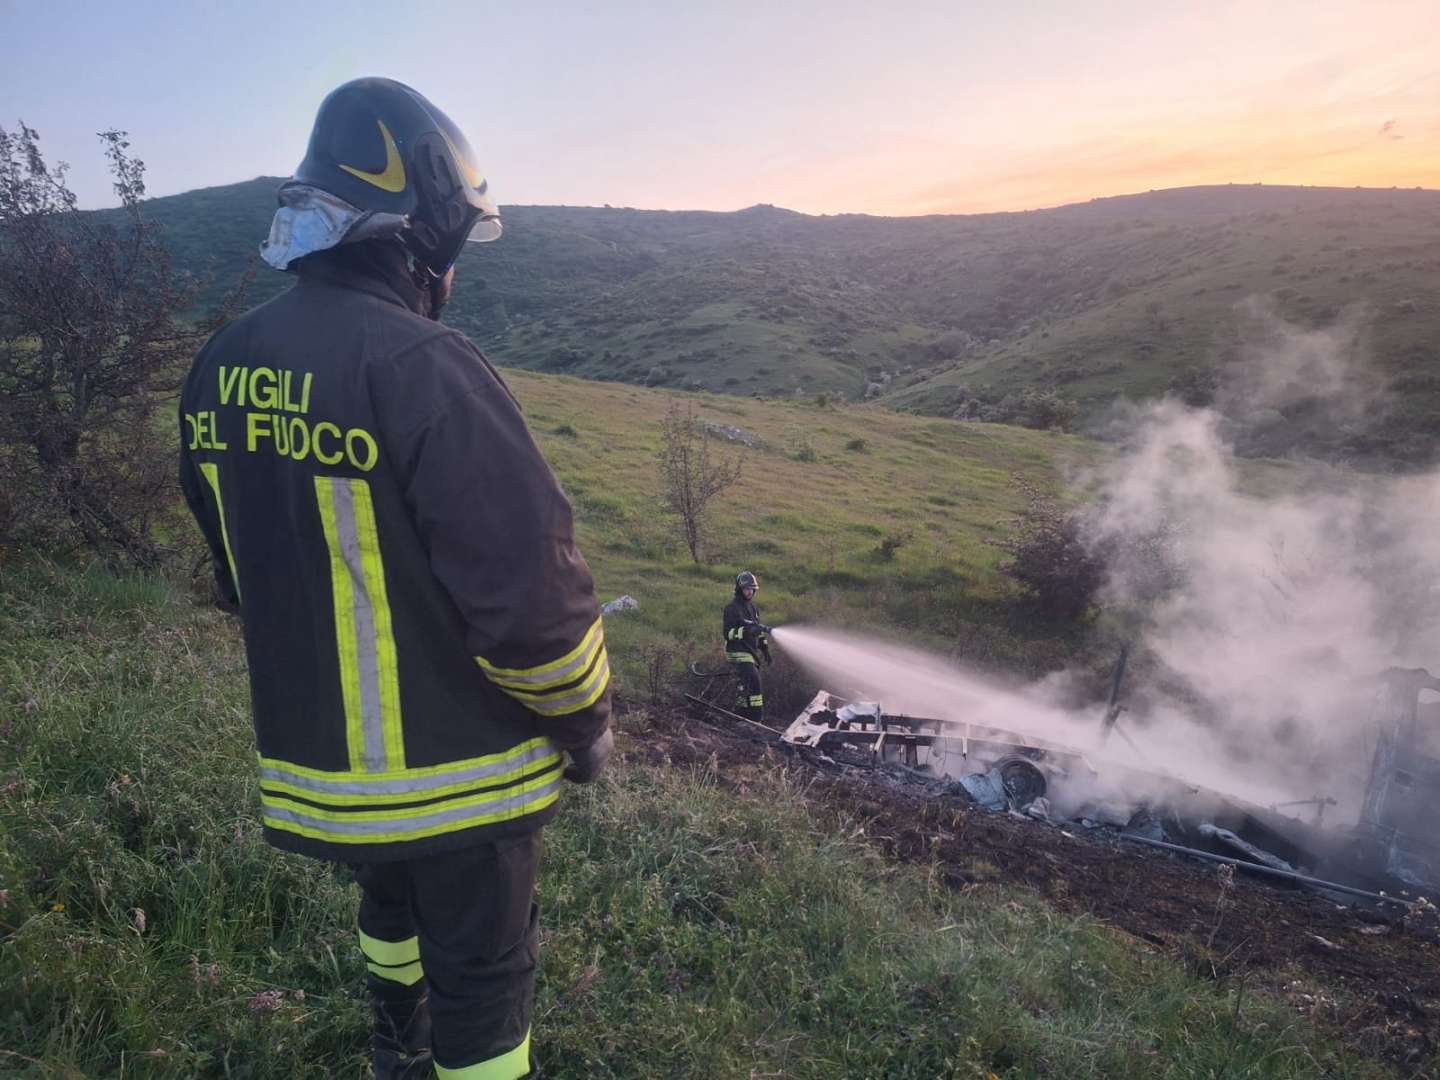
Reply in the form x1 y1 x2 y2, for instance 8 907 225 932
1119 833 1414 908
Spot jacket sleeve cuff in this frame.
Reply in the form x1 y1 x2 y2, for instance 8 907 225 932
476 619 609 714
538 695 613 752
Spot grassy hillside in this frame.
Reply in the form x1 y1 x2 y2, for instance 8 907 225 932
505 373 1103 692
143 179 1440 466
882 186 1440 466
0 373 1405 1076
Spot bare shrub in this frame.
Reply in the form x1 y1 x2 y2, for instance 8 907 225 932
0 125 240 567
638 637 681 703
658 400 743 564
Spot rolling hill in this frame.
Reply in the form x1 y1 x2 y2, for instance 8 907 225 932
144 178 1440 466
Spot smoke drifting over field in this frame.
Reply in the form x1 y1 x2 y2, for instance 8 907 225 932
1084 306 1440 815
778 307 1440 817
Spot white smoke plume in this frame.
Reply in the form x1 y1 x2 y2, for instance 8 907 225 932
1083 305 1440 817
776 305 1440 820
1216 298 1382 440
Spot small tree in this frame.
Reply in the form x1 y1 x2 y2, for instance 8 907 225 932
657 400 742 564
992 477 1105 620
0 125 221 567
1015 388 1079 433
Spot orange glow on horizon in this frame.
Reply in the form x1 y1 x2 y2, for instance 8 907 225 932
733 122 1439 220
686 34 1440 219
903 118 1440 216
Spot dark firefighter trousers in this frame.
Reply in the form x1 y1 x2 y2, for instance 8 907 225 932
352 833 542 1078
730 660 764 724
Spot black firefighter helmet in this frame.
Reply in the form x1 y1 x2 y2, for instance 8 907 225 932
735 570 759 593
290 77 500 276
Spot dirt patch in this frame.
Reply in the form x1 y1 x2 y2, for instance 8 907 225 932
624 708 1440 1076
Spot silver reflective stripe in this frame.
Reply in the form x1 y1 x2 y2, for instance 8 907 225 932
484 621 602 689
259 739 560 797
331 479 386 771
264 774 563 836
530 654 610 716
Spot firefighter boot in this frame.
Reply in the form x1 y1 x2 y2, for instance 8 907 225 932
371 987 434 1079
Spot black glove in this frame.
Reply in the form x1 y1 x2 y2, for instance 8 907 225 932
563 728 613 784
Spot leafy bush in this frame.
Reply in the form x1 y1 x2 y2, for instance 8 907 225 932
0 126 235 567
788 434 818 462
1015 389 1079 432
1167 368 1218 408
540 346 586 371
874 529 913 561
992 478 1104 620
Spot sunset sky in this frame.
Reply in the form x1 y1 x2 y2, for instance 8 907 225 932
3 0 1436 216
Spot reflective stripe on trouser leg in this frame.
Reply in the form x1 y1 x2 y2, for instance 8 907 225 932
732 662 763 722
360 928 425 986
435 1032 531 1079
411 835 542 1076
355 863 427 990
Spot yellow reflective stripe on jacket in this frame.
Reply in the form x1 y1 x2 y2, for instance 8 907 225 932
435 1031 531 1079
726 652 756 664
262 764 563 845
198 462 241 602
315 476 404 772
507 652 610 718
258 737 558 786
476 618 604 691
475 619 611 717
258 738 561 807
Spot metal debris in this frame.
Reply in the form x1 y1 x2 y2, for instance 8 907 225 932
1198 823 1293 873
770 668 1440 908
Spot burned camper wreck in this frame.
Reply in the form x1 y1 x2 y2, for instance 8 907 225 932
774 668 1440 910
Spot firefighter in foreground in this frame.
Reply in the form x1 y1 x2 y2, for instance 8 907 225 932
179 78 612 1079
723 571 773 723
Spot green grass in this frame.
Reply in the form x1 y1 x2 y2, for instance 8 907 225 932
511 372 1101 689
0 559 1403 1077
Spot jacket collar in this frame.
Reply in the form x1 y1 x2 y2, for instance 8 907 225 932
295 242 429 316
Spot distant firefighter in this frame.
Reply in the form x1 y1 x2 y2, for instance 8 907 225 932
723 570 773 723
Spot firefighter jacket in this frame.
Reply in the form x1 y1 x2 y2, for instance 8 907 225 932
179 244 611 862
723 593 770 665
